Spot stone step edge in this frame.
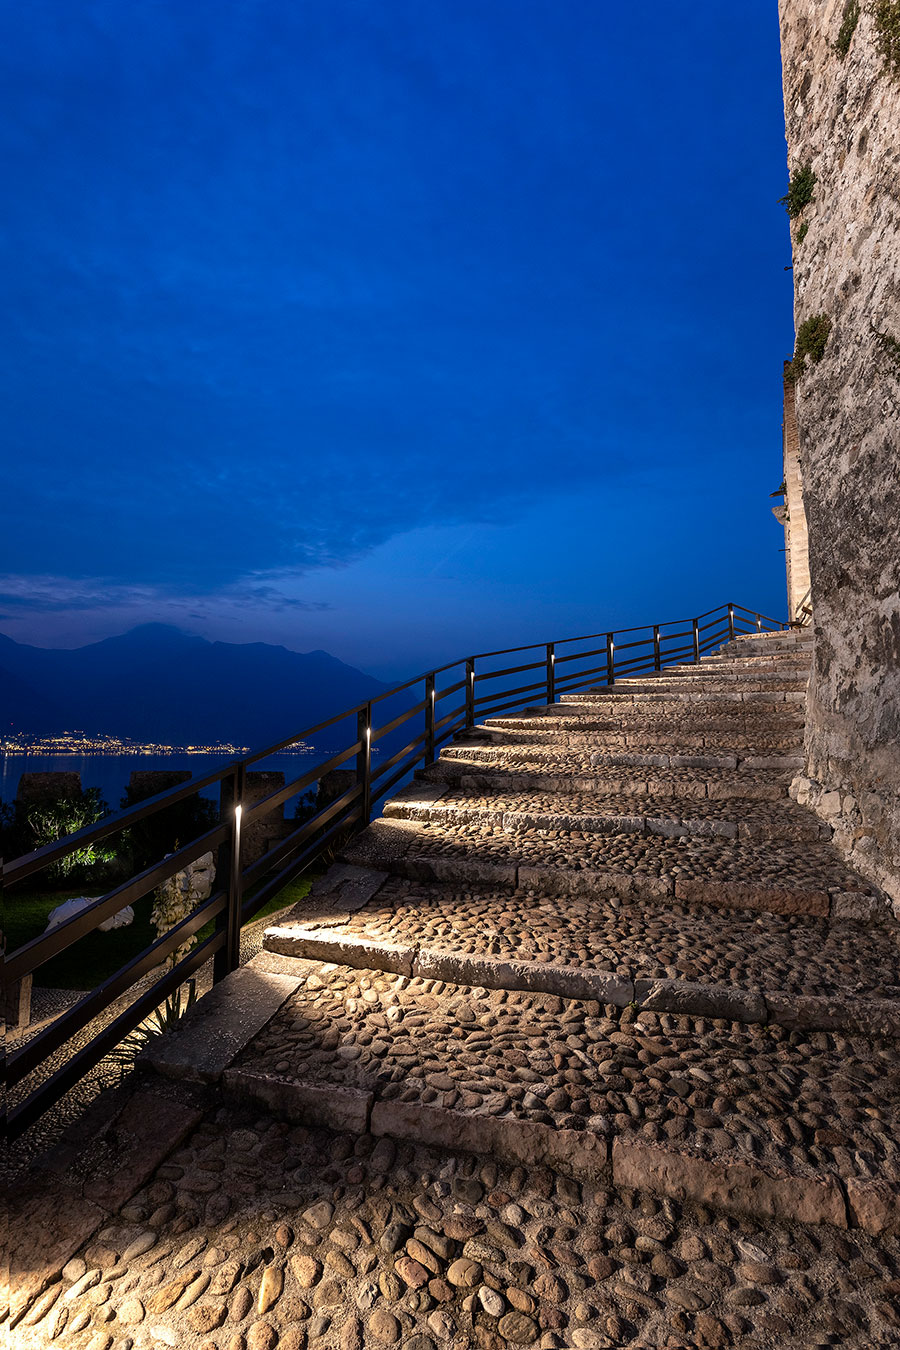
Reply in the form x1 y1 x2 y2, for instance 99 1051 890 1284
532 691 808 705
383 798 829 843
261 925 900 1039
419 764 790 801
442 748 805 772
378 852 876 921
219 1068 898 1240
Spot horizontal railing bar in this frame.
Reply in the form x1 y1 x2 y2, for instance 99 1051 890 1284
371 731 428 783
612 636 654 652
435 677 466 701
7 889 228 1087
470 606 740 660
368 658 468 703
242 741 363 825
614 657 657 675
374 753 430 805
5 823 230 985
660 648 696 666
660 627 694 642
553 645 605 666
371 700 426 744
241 782 365 888
475 678 547 705
435 703 466 734
474 659 546 682
239 808 365 924
7 931 223 1142
731 603 786 624
474 692 549 720
552 662 614 689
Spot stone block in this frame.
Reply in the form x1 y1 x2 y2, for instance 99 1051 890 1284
830 890 886 922
413 948 634 1007
674 877 829 917
405 855 517 888
147 962 301 1083
370 1100 608 1180
264 927 415 976
16 771 82 805
845 1178 900 1237
223 1070 373 1132
80 1089 204 1212
764 991 900 1039
634 978 766 1024
611 1137 847 1229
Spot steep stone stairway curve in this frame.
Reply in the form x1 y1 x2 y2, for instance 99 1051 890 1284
153 631 900 1240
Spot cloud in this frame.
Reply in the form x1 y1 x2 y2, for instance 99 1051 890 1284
0 573 332 626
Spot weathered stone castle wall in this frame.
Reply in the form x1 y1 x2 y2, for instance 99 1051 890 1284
779 0 900 908
773 371 812 622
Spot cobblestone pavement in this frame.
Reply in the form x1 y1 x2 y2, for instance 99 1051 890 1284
11 632 900 1349
11 1105 900 1349
237 964 900 1182
333 878 900 996
360 816 869 896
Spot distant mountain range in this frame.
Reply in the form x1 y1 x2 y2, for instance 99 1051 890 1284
0 625 389 748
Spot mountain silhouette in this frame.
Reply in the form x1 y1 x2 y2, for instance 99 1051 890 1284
0 627 389 748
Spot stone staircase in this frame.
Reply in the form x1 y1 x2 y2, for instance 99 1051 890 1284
152 630 900 1240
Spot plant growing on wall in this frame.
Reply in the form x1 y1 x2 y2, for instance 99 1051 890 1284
791 314 832 378
835 0 861 57
874 325 900 372
871 0 900 78
780 164 816 218
795 219 810 245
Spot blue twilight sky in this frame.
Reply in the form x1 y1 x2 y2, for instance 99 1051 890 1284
2 0 794 680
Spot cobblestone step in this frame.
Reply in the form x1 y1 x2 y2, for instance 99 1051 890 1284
486 713 805 735
460 728 805 754
576 673 809 690
550 690 806 707
383 783 828 843
421 758 792 800
224 956 900 1237
440 743 805 773
478 731 805 753
338 817 877 920
262 877 900 1038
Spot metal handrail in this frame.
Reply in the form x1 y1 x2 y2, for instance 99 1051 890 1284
2 599 785 1138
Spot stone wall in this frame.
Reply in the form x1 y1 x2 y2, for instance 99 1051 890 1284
779 0 900 909
778 370 811 623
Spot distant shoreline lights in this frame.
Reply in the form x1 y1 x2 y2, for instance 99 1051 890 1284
0 732 318 757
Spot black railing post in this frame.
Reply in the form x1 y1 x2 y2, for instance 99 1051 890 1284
606 632 615 685
653 625 661 671
425 672 436 765
728 603 736 640
546 643 555 705
215 761 244 982
465 658 475 728
692 617 700 664
357 704 372 825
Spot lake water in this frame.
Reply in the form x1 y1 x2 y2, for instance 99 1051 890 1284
0 749 337 813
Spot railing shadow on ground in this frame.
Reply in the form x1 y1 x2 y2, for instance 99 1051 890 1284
1 601 786 1139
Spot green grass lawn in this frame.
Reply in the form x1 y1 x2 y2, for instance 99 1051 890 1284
6 871 321 991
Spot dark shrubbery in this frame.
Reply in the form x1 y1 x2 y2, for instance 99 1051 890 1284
780 164 817 219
